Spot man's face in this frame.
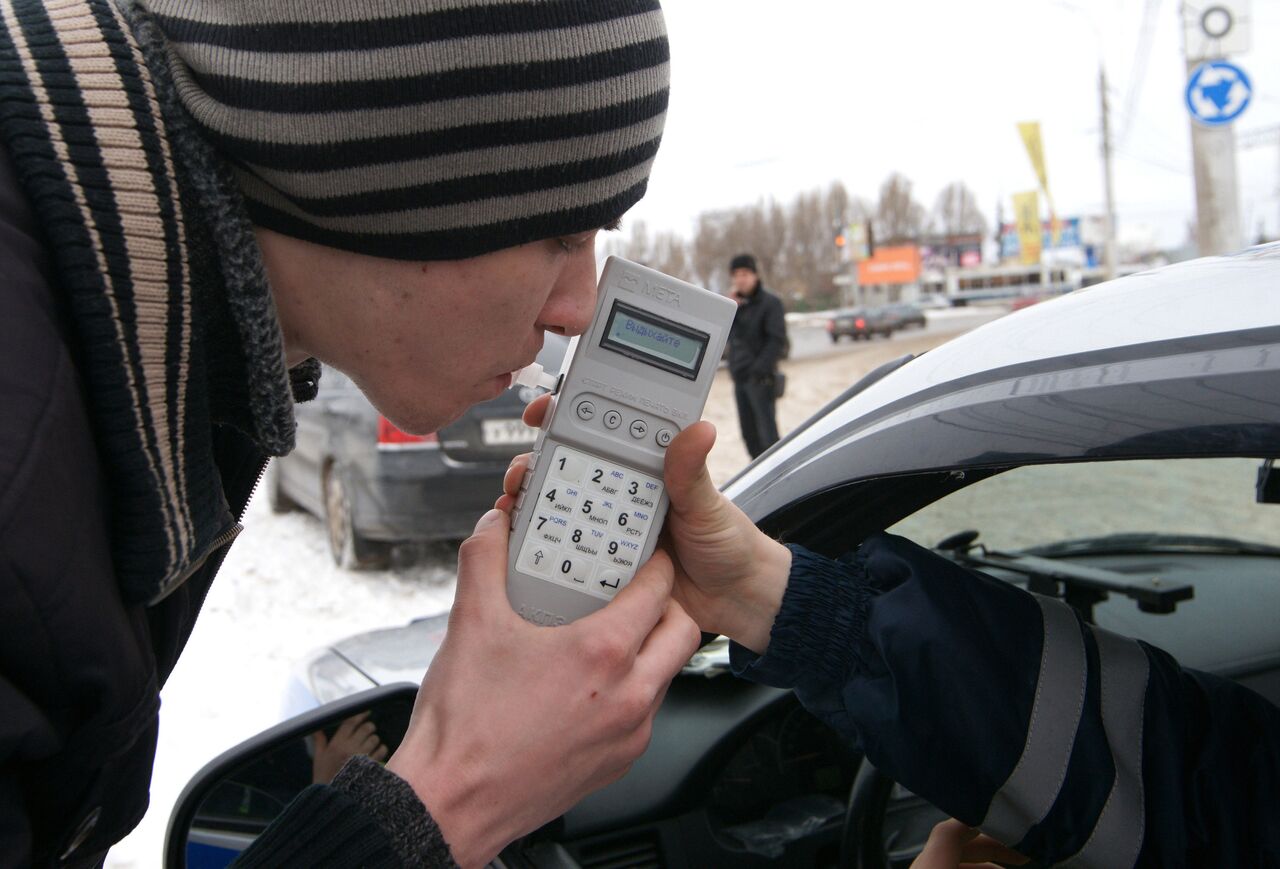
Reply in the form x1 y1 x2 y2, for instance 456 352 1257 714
264 228 603 435
730 267 758 297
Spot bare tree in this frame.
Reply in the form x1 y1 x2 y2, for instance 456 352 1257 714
874 172 925 245
930 181 988 237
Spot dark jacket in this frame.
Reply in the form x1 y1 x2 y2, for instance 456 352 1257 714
0 2 450 865
727 282 787 383
734 536 1280 868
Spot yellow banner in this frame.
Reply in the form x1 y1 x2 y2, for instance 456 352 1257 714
1013 190 1042 265
1017 122 1048 192
1018 122 1060 246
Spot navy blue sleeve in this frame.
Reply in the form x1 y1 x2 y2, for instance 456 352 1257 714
731 534 1280 868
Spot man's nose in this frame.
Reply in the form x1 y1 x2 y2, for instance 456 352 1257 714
539 250 597 336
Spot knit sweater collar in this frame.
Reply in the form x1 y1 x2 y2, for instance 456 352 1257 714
0 0 315 603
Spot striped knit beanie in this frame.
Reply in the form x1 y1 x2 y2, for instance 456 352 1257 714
144 0 669 260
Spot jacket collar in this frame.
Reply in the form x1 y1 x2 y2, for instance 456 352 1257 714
0 0 316 603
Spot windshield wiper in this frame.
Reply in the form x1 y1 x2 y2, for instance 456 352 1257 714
937 530 1194 622
1025 533 1280 559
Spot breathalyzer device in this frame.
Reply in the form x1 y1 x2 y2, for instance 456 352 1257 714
506 257 737 625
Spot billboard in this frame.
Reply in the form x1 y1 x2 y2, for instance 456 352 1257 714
858 245 922 285
1000 217 1083 261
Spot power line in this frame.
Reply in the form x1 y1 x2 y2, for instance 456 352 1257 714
1119 0 1163 149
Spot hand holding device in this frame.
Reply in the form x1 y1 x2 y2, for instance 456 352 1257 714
505 257 737 625
502 402 792 654
387 508 700 868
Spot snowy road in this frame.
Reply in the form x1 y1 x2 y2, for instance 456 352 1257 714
105 312 1003 867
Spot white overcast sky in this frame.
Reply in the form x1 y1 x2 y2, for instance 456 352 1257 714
623 0 1280 250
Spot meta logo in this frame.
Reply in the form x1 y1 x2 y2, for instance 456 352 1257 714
619 273 681 308
518 605 566 626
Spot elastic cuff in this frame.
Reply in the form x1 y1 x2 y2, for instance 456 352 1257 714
731 543 871 690
333 755 457 868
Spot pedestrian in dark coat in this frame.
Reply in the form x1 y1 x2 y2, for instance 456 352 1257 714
727 254 788 458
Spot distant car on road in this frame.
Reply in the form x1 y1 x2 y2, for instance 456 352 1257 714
826 307 894 342
267 335 570 568
880 302 926 330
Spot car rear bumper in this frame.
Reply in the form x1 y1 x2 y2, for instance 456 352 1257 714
351 451 506 542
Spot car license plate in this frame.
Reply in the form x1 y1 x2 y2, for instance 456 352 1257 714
482 418 537 446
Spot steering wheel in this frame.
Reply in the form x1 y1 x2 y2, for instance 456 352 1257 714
839 761 941 869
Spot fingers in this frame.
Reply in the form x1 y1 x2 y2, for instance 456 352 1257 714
634 597 702 691
502 455 531 499
521 393 553 428
912 820 1028 869
582 548 676 654
369 743 390 762
454 509 514 611
663 421 722 519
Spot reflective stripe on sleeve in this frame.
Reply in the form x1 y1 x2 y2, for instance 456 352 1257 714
980 595 1087 845
1060 628 1150 869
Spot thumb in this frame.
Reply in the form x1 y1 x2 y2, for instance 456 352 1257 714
454 508 511 608
663 421 721 519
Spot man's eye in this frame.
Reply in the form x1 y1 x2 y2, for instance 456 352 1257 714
557 238 576 254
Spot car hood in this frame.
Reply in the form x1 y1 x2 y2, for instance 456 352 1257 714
725 245 1280 535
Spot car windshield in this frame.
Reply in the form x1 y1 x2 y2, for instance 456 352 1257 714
889 457 1280 554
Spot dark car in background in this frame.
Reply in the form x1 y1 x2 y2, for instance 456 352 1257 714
267 335 570 567
826 306 895 342
880 302 926 330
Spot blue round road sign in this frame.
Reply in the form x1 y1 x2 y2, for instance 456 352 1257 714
1185 60 1252 127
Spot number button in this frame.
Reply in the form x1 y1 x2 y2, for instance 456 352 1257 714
556 554 591 586
581 494 616 530
619 505 653 539
586 465 626 497
604 536 640 571
626 475 662 511
541 482 581 517
549 448 587 484
516 539 556 578
567 524 605 559
531 512 569 546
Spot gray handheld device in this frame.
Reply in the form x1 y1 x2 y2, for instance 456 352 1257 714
507 257 737 625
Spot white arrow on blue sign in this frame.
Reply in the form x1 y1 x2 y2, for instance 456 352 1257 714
1185 60 1252 127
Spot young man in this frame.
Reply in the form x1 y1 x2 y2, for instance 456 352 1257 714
726 253 788 459
0 1 699 866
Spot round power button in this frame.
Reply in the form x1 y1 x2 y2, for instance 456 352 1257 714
655 428 674 448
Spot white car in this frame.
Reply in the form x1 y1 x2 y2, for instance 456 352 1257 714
169 246 1280 868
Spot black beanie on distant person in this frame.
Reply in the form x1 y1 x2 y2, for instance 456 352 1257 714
730 253 758 273
144 0 670 261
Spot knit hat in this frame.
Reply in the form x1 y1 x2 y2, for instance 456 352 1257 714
729 253 757 273
144 0 669 260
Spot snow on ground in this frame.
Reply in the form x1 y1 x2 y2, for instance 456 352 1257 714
105 316 999 867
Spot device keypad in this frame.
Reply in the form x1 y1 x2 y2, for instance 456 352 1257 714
516 445 663 599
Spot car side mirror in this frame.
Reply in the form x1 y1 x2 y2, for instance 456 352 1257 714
164 683 418 868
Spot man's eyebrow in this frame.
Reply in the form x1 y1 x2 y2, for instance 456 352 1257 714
603 218 622 232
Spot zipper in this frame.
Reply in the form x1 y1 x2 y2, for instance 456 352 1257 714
147 457 268 605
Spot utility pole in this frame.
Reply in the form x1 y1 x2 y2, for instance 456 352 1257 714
1099 67 1119 279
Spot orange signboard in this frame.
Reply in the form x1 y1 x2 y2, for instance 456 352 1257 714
857 245 922 285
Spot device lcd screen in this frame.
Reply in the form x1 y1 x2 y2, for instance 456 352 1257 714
599 301 709 380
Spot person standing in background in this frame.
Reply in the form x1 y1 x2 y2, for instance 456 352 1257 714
727 254 787 459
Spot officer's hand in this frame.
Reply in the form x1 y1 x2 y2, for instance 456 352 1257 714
386 508 700 869
502 396 790 654
911 819 1028 869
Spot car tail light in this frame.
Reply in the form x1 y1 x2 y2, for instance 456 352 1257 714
855 317 866 329
377 416 438 450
